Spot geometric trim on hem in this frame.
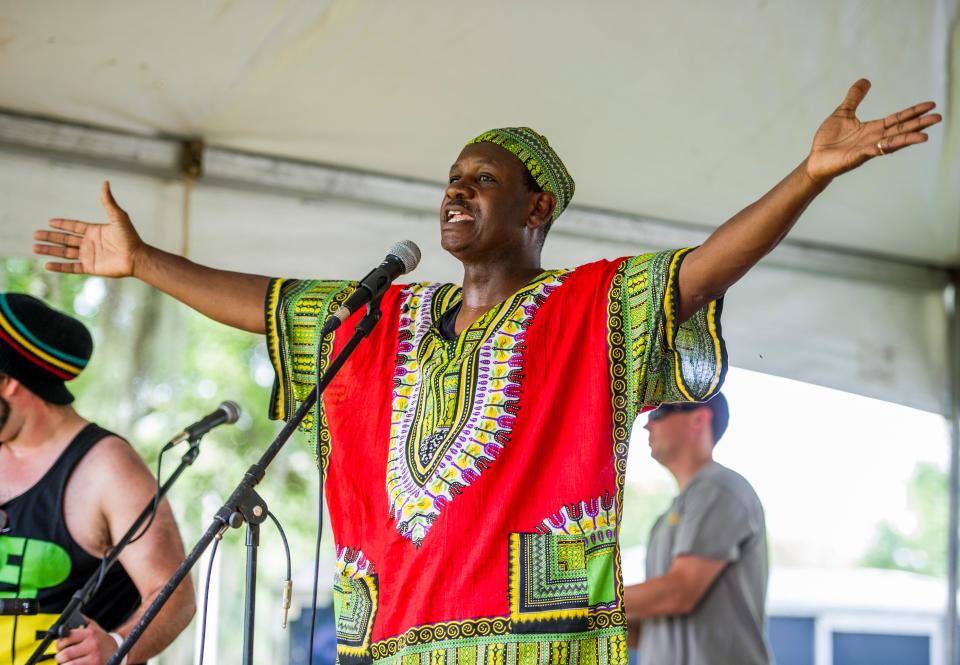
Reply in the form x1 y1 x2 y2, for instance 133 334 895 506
371 624 627 664
370 612 625 661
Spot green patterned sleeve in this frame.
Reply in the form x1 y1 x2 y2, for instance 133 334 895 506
611 249 727 411
264 277 355 458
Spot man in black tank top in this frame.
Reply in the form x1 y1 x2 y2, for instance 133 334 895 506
0 294 195 665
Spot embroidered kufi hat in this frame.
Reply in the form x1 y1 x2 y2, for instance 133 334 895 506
467 127 575 221
0 293 92 405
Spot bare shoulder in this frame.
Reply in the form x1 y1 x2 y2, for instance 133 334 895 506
64 433 157 555
72 433 155 496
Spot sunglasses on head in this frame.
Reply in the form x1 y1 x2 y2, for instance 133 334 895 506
647 402 709 423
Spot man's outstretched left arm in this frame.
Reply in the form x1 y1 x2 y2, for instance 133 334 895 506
677 79 941 323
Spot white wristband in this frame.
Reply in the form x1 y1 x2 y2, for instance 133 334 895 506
108 632 129 665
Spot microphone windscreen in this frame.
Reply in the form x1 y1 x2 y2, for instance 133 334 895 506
389 240 421 274
220 400 242 424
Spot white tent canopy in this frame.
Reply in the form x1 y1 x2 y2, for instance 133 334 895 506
0 0 957 415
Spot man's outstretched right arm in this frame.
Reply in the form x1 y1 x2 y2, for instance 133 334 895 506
34 181 270 334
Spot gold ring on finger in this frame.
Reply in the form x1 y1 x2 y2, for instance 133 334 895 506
877 141 885 156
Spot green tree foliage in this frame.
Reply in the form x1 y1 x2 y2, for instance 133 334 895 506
861 462 948 578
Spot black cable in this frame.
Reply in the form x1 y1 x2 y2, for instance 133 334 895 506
97 442 169 593
93 445 168 595
267 510 294 633
126 446 167 546
307 323 328 665
307 451 324 665
197 534 222 665
266 512 292 583
10 614 17 665
10 543 25 664
304 300 380 664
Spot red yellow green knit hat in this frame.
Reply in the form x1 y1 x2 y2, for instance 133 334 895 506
0 293 92 405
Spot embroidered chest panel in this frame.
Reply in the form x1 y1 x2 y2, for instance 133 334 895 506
386 272 568 546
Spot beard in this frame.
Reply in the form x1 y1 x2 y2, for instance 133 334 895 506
0 395 9 441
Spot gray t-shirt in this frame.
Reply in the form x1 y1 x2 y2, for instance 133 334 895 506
639 461 771 665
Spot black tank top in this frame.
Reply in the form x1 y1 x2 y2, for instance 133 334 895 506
1 423 141 664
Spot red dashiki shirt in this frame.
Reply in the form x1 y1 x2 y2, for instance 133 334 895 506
265 249 726 665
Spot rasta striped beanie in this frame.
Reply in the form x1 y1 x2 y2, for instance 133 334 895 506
0 293 92 405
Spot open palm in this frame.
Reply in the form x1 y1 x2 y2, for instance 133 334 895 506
34 182 144 277
806 79 941 183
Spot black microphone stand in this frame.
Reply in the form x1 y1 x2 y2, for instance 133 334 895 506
107 298 384 665
25 434 207 665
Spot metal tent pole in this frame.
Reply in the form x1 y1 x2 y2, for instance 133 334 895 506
946 271 960 665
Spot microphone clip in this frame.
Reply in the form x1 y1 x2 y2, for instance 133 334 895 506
356 295 384 336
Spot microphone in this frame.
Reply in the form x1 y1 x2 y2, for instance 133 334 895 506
161 401 241 451
321 240 421 336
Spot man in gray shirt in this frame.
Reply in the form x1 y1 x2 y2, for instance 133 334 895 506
625 394 772 665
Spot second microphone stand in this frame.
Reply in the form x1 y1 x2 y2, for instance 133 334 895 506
107 298 384 665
